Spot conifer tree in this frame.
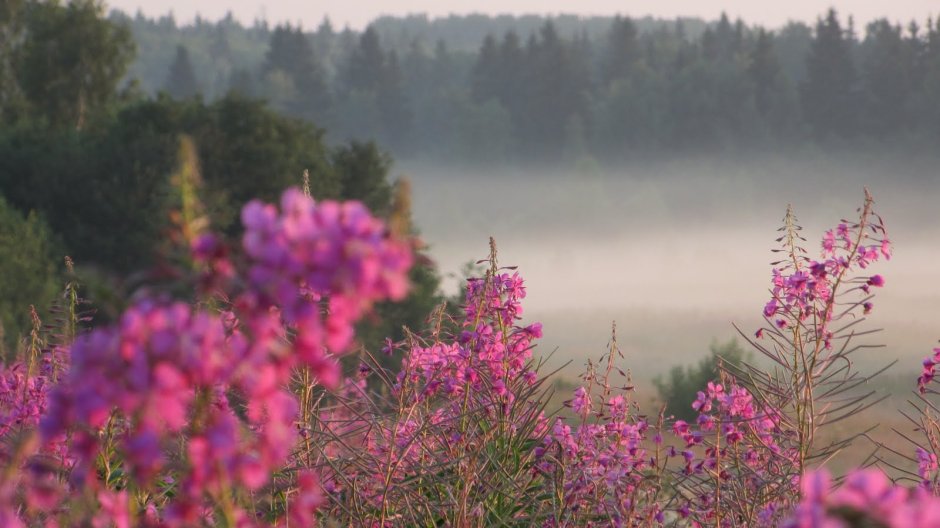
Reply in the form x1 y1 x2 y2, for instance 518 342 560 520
262 24 331 123
164 44 200 99
603 16 640 84
861 19 912 135
749 29 782 117
801 9 859 138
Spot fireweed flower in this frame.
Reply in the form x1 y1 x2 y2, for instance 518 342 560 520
315 264 557 522
675 379 798 525
571 386 592 416
40 301 300 505
917 347 940 393
913 342 940 498
3 188 927 527
27 188 412 525
786 469 940 528
759 202 890 352
537 381 674 525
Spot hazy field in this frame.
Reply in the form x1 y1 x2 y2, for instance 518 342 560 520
400 150 940 383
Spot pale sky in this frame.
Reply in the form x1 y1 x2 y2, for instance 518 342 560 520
108 0 938 30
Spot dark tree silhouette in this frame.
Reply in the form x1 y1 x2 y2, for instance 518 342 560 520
164 44 200 99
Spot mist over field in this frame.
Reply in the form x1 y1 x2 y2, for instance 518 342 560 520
401 151 940 379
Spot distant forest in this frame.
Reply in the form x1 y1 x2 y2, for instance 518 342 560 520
118 9 940 163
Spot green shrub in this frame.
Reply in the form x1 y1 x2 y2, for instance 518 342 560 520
0 194 60 354
654 338 749 420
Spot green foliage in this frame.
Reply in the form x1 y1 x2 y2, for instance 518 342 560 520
0 109 175 272
183 95 340 233
14 0 135 129
0 195 60 351
0 0 27 121
654 339 750 421
0 94 343 272
330 141 393 215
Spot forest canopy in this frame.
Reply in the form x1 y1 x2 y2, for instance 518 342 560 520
115 9 940 162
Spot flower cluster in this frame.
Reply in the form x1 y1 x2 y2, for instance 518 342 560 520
0 316 71 465
759 202 890 349
917 347 940 393
0 188 414 526
0 364 52 449
911 343 940 496
539 389 672 526
786 469 940 527
38 300 299 523
673 381 797 526
241 188 412 385
315 266 550 524
396 270 541 405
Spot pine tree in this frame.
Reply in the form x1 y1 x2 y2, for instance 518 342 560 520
496 31 525 117
471 34 500 102
377 50 411 150
343 26 411 150
312 17 335 62
912 17 940 134
519 22 590 156
603 16 640 84
164 44 200 99
345 26 386 93
801 9 859 138
262 24 330 123
861 19 912 135
749 29 782 117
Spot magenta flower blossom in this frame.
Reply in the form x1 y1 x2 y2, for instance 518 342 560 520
917 348 940 393
239 188 412 386
758 200 890 352
786 469 940 528
14 188 415 525
571 386 592 416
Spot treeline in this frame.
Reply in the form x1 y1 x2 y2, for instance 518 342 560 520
0 0 440 348
118 9 940 162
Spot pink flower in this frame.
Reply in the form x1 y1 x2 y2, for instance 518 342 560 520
571 387 592 416
881 239 892 259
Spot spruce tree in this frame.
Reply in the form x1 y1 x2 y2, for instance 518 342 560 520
262 24 331 122
801 9 859 138
603 16 640 84
164 44 200 99
345 26 386 93
471 34 500 102
861 19 912 135
749 29 782 117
